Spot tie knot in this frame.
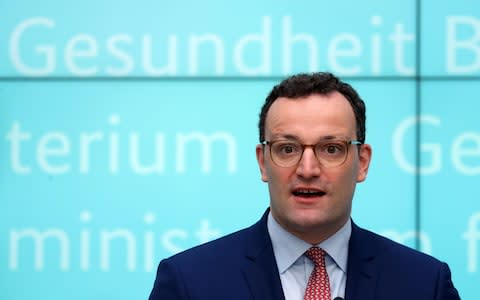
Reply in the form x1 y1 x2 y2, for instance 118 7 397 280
305 247 326 267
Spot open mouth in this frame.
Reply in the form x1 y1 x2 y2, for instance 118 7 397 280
292 188 326 198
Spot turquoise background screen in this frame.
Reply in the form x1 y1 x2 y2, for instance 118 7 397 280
1 0 479 299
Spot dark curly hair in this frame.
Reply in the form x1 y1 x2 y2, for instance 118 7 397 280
258 72 366 143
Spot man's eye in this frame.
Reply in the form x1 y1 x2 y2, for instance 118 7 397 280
326 145 338 153
324 144 343 154
278 144 297 154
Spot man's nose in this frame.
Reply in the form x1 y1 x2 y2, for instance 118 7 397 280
295 147 321 178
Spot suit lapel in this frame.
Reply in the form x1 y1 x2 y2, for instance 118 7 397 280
241 210 285 300
345 222 379 300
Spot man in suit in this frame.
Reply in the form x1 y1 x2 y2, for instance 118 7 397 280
148 73 460 299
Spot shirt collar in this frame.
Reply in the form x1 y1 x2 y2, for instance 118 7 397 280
267 211 351 274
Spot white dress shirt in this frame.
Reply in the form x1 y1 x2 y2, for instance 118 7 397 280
267 212 351 300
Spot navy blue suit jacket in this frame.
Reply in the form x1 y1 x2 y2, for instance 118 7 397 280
149 210 460 300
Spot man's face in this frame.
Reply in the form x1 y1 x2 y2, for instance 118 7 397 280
256 92 372 244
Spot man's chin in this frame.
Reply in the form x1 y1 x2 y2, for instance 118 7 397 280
286 213 332 232
287 212 346 236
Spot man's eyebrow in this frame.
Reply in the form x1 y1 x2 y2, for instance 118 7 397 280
270 134 347 141
269 134 300 141
320 135 339 140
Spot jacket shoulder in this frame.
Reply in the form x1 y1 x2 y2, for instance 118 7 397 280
164 221 257 266
353 224 446 268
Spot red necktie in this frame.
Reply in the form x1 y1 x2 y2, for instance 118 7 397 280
304 247 331 300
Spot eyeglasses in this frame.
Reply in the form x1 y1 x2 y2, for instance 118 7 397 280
261 138 363 168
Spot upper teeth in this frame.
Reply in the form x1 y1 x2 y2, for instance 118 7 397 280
298 189 319 193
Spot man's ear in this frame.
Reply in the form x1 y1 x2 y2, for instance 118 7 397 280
256 144 269 182
356 144 372 182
